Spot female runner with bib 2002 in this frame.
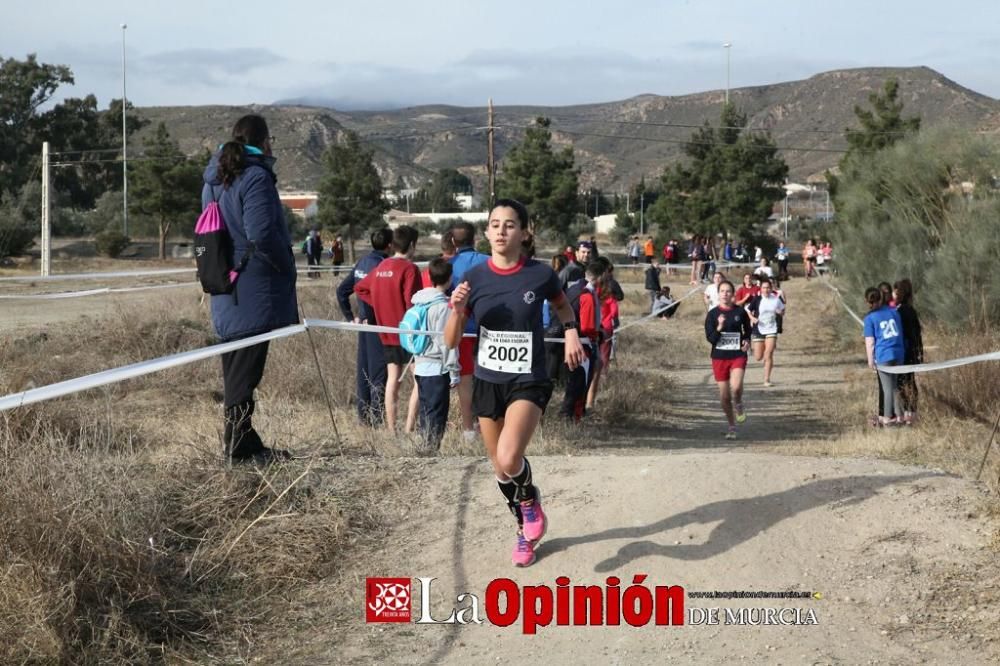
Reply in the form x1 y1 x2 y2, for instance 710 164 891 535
704 280 752 440
445 199 585 567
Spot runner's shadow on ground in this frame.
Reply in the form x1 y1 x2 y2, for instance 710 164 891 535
540 473 935 571
591 398 836 451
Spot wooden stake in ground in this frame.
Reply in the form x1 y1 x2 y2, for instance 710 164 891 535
976 407 1000 482
298 304 343 452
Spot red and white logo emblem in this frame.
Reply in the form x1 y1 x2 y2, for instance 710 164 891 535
366 577 411 622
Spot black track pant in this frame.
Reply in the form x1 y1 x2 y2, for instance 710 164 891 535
221 341 269 457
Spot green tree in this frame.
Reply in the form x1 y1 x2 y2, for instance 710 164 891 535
647 104 787 242
0 54 73 198
316 130 389 263
495 117 580 243
129 123 202 259
832 128 999 330
829 78 921 202
434 168 472 195
0 55 146 209
610 206 637 245
408 168 471 213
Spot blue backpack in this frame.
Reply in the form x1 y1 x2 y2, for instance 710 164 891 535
399 295 447 355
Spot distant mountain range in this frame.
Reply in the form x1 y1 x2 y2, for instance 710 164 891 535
136 66 1000 194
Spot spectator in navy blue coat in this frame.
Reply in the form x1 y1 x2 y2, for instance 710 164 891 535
336 227 393 427
202 114 298 464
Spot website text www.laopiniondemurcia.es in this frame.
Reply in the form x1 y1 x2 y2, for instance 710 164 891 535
366 576 822 634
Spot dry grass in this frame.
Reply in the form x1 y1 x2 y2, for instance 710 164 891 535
920 323 1000 424
0 408 386 664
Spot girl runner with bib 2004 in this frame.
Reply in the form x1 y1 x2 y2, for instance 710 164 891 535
745 277 785 387
445 199 586 567
704 279 752 440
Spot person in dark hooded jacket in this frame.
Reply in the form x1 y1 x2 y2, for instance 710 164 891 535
202 114 298 464
336 227 393 427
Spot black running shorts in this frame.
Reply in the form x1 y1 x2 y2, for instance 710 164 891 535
383 345 412 366
472 377 553 420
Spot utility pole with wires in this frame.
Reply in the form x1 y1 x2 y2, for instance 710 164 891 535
487 98 496 209
639 192 645 236
121 23 129 237
723 42 732 105
41 142 51 277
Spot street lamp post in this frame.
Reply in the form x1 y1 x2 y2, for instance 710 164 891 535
723 42 732 105
121 23 128 237
783 194 789 239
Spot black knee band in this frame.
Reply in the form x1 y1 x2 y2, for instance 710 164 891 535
510 458 536 503
497 478 523 525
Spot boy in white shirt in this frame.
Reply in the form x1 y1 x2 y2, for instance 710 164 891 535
410 258 460 451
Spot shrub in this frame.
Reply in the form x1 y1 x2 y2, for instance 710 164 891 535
0 214 35 258
95 228 130 258
832 128 1000 330
610 208 637 245
0 185 38 258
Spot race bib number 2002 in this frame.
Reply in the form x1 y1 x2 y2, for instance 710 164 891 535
478 327 532 374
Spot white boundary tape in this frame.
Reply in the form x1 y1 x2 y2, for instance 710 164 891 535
0 259 758 284
0 325 306 411
0 265 359 285
0 268 194 282
0 294 684 412
0 282 199 300
821 274 998 374
0 270 811 412
882 351 1000 374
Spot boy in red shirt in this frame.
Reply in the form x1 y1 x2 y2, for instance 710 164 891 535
355 225 421 433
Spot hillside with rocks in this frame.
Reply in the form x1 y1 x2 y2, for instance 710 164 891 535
138 66 1000 192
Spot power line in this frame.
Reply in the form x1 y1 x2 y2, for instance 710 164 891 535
493 124 850 154
541 112 931 138
49 147 131 156
45 124 487 165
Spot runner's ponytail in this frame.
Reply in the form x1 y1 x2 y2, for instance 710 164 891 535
864 287 883 310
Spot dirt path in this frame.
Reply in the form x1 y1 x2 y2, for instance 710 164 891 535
270 279 1000 664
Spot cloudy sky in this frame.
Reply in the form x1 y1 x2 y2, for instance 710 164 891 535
5 0 999 110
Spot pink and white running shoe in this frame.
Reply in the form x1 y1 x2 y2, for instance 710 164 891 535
520 489 547 544
512 532 536 567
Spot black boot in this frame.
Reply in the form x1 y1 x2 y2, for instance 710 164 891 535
223 401 292 465
223 401 265 460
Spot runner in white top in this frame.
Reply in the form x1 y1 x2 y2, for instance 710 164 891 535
753 257 774 282
745 277 786 387
703 271 724 310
